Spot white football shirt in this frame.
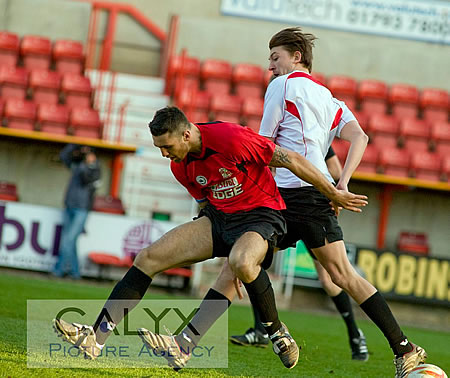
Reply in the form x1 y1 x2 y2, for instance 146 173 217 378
259 71 356 188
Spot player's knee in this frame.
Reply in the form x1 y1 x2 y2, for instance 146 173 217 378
326 267 348 289
228 255 255 282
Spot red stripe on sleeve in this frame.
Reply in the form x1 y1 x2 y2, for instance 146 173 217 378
331 108 343 131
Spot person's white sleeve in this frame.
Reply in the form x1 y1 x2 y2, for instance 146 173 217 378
259 76 285 138
335 99 357 138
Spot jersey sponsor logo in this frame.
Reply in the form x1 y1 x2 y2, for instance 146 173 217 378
219 167 233 179
196 175 208 186
210 177 244 200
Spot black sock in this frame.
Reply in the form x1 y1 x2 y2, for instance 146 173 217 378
252 302 267 335
243 269 281 337
360 291 412 356
175 288 231 353
93 266 152 345
331 290 360 341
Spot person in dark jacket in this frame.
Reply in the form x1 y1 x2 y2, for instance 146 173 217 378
52 144 101 279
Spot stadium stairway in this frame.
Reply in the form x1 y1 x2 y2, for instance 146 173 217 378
87 70 194 222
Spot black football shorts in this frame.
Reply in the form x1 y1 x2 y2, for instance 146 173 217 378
276 186 344 257
198 204 286 269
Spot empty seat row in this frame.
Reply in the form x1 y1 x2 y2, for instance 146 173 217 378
0 31 85 74
175 89 264 132
332 142 450 182
0 66 93 108
176 87 450 154
168 54 449 122
361 114 450 155
0 182 124 214
168 55 271 99
327 77 448 122
0 98 102 139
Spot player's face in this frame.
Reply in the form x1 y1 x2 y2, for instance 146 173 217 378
268 46 299 77
153 131 189 163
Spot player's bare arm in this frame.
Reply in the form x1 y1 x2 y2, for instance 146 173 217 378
269 145 368 212
337 121 369 190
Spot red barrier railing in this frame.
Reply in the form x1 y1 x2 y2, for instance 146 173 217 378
78 0 167 71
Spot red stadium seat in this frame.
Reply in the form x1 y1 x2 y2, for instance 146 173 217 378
53 39 85 74
0 98 4 117
358 79 388 114
356 144 378 174
29 69 61 105
89 252 123 267
442 156 450 183
420 88 449 123
398 119 430 152
331 139 349 162
367 114 399 148
242 97 264 133
176 88 211 123
0 31 19 67
397 231 429 255
389 83 419 119
430 121 450 155
3 99 36 131
327 75 357 111
20 35 52 70
0 181 19 201
0 66 28 99
352 110 369 131
311 72 326 85
93 195 125 214
379 147 410 177
232 63 264 98
61 73 92 109
37 104 69 135
410 151 441 182
69 107 102 138
171 55 201 97
201 59 233 95
210 94 242 124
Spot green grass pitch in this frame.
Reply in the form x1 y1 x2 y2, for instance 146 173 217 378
0 271 448 377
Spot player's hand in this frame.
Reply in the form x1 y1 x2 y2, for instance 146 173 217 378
233 277 244 300
330 190 368 213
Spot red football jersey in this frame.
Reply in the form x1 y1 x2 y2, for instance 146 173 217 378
171 122 286 213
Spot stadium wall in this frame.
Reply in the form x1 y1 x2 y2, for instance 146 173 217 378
3 0 448 89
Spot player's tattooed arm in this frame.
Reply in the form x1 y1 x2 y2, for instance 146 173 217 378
269 146 291 167
269 145 368 213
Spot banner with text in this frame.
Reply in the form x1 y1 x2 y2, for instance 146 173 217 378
356 248 449 306
0 201 178 277
221 0 450 44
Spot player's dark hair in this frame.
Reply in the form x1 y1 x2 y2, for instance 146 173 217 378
148 106 190 136
269 27 317 72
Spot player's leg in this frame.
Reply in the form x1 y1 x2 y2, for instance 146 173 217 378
229 299 269 347
229 232 299 369
313 259 368 361
229 248 285 348
172 259 235 350
53 216 214 358
138 259 235 370
312 240 426 375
